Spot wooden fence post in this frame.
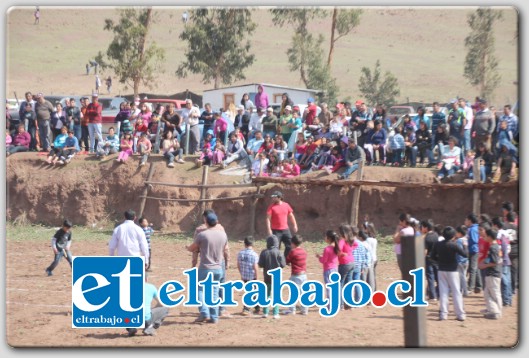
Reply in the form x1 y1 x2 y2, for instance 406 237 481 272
472 158 482 215
197 165 209 222
138 162 156 219
401 234 427 347
249 184 262 237
349 160 364 227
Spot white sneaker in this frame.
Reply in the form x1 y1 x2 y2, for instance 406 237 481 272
177 159 185 164
261 314 268 319
324 167 332 175
273 314 280 320
58 160 65 165
168 162 175 168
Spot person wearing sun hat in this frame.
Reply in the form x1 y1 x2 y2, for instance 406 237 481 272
262 107 278 139
266 191 298 258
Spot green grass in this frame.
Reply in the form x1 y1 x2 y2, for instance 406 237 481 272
5 222 396 262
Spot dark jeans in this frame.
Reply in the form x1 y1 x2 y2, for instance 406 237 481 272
28 126 38 150
501 265 512 305
60 149 77 160
338 262 354 308
392 149 403 164
46 249 72 272
510 255 518 294
81 126 90 151
164 149 183 164
38 120 51 150
272 228 292 258
426 260 439 300
7 146 29 155
467 253 482 291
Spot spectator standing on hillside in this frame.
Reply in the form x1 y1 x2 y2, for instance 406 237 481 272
234 105 250 142
496 105 518 145
34 7 40 25
253 84 269 111
459 98 474 154
318 102 332 127
80 97 90 151
472 98 495 152
199 103 214 145
181 99 201 154
106 76 112 94
266 191 298 258
350 100 372 147
66 98 81 142
86 92 103 154
35 93 54 152
447 99 466 156
261 108 278 139
95 75 101 93
304 97 318 126
18 91 36 128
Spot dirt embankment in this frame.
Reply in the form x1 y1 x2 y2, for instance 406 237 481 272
6 153 519 238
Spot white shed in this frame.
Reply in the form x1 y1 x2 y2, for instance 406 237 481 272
202 83 321 111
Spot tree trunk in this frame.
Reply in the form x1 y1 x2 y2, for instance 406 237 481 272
136 8 153 97
328 8 337 67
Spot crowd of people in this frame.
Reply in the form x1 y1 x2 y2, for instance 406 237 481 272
393 201 518 321
6 88 519 183
46 185 518 334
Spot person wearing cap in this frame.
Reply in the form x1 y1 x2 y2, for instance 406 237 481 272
85 92 103 153
472 98 495 152
266 191 298 258
186 210 230 323
261 107 278 139
109 209 150 265
253 84 269 111
304 97 318 126
234 104 251 142
339 137 365 180
280 93 294 117
34 93 54 152
350 100 372 147
279 105 293 142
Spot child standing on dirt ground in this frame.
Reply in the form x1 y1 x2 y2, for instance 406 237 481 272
237 236 260 316
284 235 308 315
316 230 340 308
45 220 73 276
258 235 286 319
139 217 154 271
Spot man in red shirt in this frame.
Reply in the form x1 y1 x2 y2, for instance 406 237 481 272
86 92 103 153
266 191 298 257
304 97 318 126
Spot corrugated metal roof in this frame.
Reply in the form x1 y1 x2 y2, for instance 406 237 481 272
203 83 321 93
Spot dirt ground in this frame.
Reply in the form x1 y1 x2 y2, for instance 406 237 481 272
6 238 518 348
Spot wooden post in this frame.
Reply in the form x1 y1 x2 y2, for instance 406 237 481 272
197 165 209 222
249 184 262 237
349 159 364 228
401 235 427 347
472 158 482 215
138 162 156 218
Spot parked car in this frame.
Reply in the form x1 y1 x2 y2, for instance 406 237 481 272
388 105 415 118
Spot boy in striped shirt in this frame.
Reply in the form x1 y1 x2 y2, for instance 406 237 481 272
237 236 260 315
139 217 154 271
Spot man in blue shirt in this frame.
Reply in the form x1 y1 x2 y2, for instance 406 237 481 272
245 130 264 162
465 213 482 294
126 274 169 336
431 102 446 150
59 130 80 164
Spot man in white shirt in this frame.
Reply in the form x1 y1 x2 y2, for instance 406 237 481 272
248 107 265 140
109 209 150 267
181 99 201 154
459 98 474 155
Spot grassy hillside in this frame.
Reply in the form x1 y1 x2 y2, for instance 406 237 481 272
6 6 518 105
